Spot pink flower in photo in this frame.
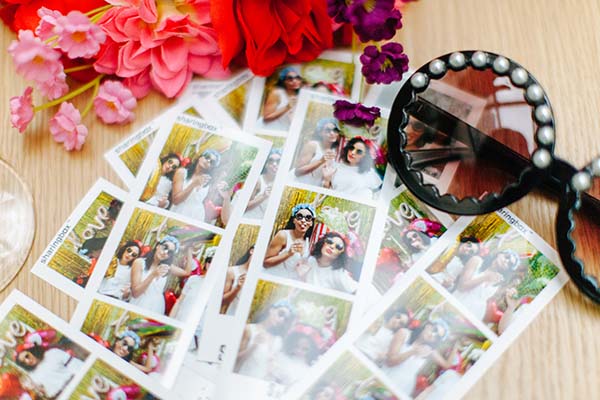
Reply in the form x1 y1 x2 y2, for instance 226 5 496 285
9 86 35 133
35 7 64 41
38 70 69 100
49 102 88 151
56 11 106 59
8 30 63 83
93 80 137 124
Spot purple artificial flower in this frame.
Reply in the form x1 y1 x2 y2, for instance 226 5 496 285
333 100 381 127
327 0 350 23
360 42 409 84
346 0 403 42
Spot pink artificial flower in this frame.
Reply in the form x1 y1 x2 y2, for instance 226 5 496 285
38 70 69 100
8 30 63 83
56 11 106 59
123 67 152 99
9 86 34 133
49 102 88 151
93 80 137 124
35 7 64 41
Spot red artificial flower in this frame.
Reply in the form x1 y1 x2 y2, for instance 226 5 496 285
210 0 334 76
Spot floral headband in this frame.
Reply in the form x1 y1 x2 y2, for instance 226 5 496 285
174 152 191 168
118 330 141 350
350 135 377 160
292 203 316 218
159 235 180 254
289 323 325 350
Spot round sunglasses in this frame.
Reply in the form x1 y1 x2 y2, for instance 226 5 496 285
387 50 600 303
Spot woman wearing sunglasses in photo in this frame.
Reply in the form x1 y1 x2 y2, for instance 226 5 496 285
170 149 221 222
296 232 358 294
98 240 143 301
293 118 341 187
258 66 304 131
245 149 282 220
263 204 314 280
322 137 382 199
130 236 192 315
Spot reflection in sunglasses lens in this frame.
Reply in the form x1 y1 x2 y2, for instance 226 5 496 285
571 179 600 288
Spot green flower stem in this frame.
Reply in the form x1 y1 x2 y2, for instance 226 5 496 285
90 10 109 24
84 4 112 17
34 75 103 112
81 79 101 118
64 65 95 73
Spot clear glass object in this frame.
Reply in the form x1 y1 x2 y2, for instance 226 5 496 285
0 158 35 289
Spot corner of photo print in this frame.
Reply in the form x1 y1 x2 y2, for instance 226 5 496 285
0 290 169 400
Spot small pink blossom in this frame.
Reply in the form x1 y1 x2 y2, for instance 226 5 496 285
36 7 64 41
49 102 88 151
93 80 137 124
56 11 106 59
38 70 68 100
8 30 63 83
9 87 35 133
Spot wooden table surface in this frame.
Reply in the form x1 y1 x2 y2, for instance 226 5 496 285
1 0 599 398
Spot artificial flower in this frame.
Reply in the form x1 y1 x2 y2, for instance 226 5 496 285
123 67 152 99
93 80 137 124
49 102 88 151
360 42 409 84
327 0 349 23
7 30 63 83
56 10 106 59
35 7 62 41
9 86 34 133
333 99 381 127
346 0 402 42
211 0 333 76
37 70 68 99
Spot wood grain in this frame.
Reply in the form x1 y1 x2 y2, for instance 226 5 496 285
1 0 600 398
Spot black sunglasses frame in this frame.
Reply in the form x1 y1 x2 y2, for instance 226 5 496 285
387 50 600 303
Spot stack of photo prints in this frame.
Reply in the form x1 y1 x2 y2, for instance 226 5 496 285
3 51 566 400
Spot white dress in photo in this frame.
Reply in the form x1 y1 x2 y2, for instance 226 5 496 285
452 265 500 321
292 142 324 187
257 88 294 131
244 175 269 219
264 230 309 280
146 176 172 207
303 256 358 294
355 326 395 363
236 324 282 380
383 333 428 397
330 162 382 198
226 265 245 316
430 255 464 285
268 352 310 386
170 179 209 222
28 348 84 398
129 260 167 315
172 274 205 321
98 262 131 300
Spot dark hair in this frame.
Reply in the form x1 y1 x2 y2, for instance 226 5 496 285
310 232 348 270
481 249 520 278
185 150 221 179
111 340 133 362
116 241 142 266
276 66 302 89
282 330 319 364
400 229 431 252
108 199 123 220
284 210 315 240
342 137 373 173
456 236 481 262
259 302 295 336
383 305 408 323
409 321 444 346
235 246 254 265
15 344 45 371
160 152 181 180
143 239 178 270
79 237 107 258
261 149 282 174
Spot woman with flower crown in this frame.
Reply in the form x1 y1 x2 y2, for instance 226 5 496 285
98 240 143 301
258 66 304 131
263 203 314 280
322 137 382 199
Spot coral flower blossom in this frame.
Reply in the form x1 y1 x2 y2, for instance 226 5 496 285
333 100 381 127
9 86 35 133
49 102 88 151
8 30 63 83
93 80 137 124
56 11 106 59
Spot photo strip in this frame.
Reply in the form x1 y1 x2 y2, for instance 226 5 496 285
131 113 271 229
244 51 362 135
286 208 567 400
0 291 168 400
32 179 130 299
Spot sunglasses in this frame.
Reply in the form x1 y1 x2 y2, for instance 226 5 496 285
276 308 290 319
387 50 600 303
203 155 217 166
284 75 302 81
267 157 281 165
159 243 175 255
118 338 135 351
349 145 365 156
294 213 314 222
125 247 139 258
324 127 340 134
325 237 345 251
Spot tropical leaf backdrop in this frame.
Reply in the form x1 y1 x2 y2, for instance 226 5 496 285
248 280 353 339
301 352 398 400
48 191 122 285
118 129 158 177
219 80 251 125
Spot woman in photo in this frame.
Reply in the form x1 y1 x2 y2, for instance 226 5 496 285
170 247 214 321
222 246 254 316
355 306 410 366
429 236 481 290
15 341 84 398
245 149 281 219
296 232 358 294
130 236 192 315
259 66 303 131
322 137 382 198
383 320 454 398
170 150 221 222
308 383 344 400
401 228 434 262
144 153 182 209
98 240 142 301
234 299 296 380
293 118 341 186
269 323 322 386
453 249 520 321
263 204 314 279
